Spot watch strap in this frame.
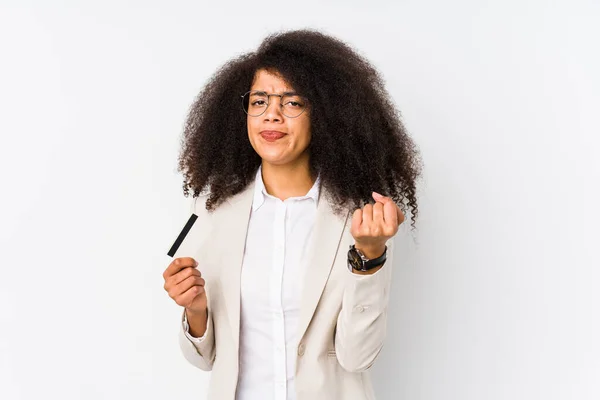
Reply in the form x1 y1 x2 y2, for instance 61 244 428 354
348 244 387 271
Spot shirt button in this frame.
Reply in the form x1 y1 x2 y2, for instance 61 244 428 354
354 305 365 313
297 343 305 356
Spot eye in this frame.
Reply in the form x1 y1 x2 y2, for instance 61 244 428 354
251 99 267 106
283 100 303 108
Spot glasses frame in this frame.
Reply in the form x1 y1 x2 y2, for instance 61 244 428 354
240 90 309 118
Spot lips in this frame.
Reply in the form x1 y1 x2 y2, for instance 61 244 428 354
260 130 286 142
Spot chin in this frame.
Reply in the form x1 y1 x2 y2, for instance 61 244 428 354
257 153 290 166
253 144 287 164
251 138 307 167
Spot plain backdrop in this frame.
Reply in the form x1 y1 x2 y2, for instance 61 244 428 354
1 0 598 399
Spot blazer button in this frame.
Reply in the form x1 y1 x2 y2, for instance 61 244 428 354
354 305 365 313
297 343 305 356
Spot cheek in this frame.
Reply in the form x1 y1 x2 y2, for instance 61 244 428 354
247 116 257 134
297 120 311 146
247 118 260 146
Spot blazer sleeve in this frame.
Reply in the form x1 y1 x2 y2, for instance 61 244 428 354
334 236 395 373
178 299 216 371
175 195 216 371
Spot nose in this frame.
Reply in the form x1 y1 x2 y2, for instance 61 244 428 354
263 96 283 122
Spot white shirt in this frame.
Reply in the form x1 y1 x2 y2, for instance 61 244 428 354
184 166 320 400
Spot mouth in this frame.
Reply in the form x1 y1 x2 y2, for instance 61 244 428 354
260 130 286 142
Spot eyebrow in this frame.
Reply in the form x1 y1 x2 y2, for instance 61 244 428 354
250 90 298 96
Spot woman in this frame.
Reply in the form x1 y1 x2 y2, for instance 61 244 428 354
163 29 421 400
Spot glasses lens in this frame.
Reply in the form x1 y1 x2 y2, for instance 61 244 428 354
281 94 306 118
241 92 307 118
242 91 268 116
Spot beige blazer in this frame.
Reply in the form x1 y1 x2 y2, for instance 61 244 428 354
173 180 395 400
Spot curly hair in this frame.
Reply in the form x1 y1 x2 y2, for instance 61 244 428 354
178 29 422 228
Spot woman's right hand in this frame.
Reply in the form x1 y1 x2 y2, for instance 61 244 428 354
163 257 207 314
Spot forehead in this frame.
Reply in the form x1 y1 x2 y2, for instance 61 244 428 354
250 69 294 92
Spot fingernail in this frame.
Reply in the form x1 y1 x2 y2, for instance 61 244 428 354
373 191 383 197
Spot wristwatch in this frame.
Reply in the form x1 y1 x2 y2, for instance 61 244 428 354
347 244 387 272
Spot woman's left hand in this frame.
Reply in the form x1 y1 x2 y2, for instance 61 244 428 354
350 192 405 259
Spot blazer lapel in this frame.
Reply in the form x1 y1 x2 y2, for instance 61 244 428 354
212 181 349 351
296 190 350 342
215 181 255 352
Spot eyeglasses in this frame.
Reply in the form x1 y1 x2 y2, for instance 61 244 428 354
241 90 308 118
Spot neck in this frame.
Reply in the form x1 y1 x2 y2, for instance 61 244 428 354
261 157 316 201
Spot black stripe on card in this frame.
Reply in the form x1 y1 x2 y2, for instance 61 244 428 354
167 213 198 257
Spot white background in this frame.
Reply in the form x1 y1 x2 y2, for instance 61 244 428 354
1 0 598 399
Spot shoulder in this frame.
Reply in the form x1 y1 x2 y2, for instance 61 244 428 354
188 193 211 216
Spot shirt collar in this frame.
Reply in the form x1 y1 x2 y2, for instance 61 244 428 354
252 165 321 212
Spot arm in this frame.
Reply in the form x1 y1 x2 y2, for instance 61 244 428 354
334 238 394 372
174 196 216 370
179 303 216 371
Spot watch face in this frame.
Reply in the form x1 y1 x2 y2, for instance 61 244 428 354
348 248 363 269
